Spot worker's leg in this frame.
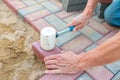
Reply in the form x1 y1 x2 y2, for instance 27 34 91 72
104 0 120 27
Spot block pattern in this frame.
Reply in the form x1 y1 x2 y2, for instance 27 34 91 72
86 66 114 80
76 73 93 80
3 0 120 80
105 60 120 74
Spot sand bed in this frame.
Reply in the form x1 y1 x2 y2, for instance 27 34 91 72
0 1 45 80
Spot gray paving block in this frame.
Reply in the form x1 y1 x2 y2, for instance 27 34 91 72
63 4 86 12
76 73 93 80
105 60 120 74
111 71 120 80
62 0 88 6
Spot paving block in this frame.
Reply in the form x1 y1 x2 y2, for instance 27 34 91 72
80 26 103 42
111 71 120 80
97 29 119 45
85 44 97 52
55 10 76 19
105 60 120 74
36 0 47 3
63 4 86 12
18 4 44 18
76 73 93 80
62 0 88 6
40 72 83 80
86 66 114 80
45 15 67 31
3 0 27 14
50 0 63 8
42 1 61 13
89 19 111 35
63 12 81 23
22 0 37 6
61 35 93 54
92 15 105 23
25 9 51 22
56 31 81 46
103 22 117 31
31 19 51 32
32 41 61 62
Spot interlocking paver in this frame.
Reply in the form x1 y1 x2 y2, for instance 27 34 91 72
3 0 26 14
63 12 81 23
36 0 47 3
40 73 82 80
61 35 93 54
50 0 62 8
55 10 76 19
111 71 120 80
32 41 61 62
18 4 44 18
45 15 67 31
80 26 103 42
89 19 110 35
76 73 93 80
25 9 50 22
92 15 105 23
22 0 37 6
42 1 61 13
56 31 81 46
86 66 114 80
31 19 51 32
85 44 97 52
97 29 119 45
105 60 120 74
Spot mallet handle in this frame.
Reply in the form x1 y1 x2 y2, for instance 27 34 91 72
56 26 75 37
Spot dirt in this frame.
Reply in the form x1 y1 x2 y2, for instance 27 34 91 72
0 1 45 80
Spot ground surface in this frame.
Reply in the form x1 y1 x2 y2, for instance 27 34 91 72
1 0 120 80
0 1 45 80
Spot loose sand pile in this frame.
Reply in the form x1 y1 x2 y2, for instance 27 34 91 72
0 1 45 80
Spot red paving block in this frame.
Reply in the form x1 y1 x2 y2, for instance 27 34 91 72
25 9 50 22
103 22 116 31
89 19 111 35
96 29 119 45
55 10 76 19
3 0 27 14
61 35 93 54
40 72 83 80
25 9 51 22
86 66 114 80
32 41 61 62
31 19 51 32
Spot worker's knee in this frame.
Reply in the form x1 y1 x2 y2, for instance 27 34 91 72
104 0 120 27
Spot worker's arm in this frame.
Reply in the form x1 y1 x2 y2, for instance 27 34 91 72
78 31 120 70
68 0 100 31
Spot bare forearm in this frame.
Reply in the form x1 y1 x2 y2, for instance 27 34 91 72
83 0 100 17
78 32 120 70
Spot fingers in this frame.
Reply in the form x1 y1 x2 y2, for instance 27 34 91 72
44 54 60 61
67 18 79 27
46 65 59 69
74 24 84 31
45 69 62 74
45 60 58 65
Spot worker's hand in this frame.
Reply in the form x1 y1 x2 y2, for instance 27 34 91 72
44 51 84 74
67 13 90 31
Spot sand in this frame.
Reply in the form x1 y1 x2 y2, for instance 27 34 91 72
0 1 45 80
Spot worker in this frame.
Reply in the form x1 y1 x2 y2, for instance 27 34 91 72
44 0 120 74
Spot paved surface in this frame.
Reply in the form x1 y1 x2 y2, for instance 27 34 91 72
3 0 120 80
